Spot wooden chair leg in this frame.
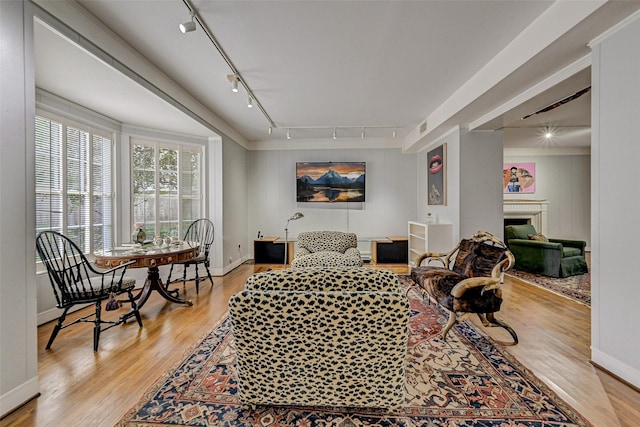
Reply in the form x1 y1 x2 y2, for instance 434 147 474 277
194 264 200 294
204 260 214 289
46 307 69 350
93 301 102 352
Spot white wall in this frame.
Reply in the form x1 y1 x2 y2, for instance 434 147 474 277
222 137 249 271
0 0 39 417
247 148 417 256
417 127 461 238
460 129 504 239
504 154 591 247
590 13 640 388
416 127 503 242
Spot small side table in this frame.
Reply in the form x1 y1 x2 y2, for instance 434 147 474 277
254 237 294 264
371 236 408 264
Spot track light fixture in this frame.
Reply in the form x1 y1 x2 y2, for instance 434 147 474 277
179 13 196 33
247 96 253 108
274 125 400 140
226 74 239 93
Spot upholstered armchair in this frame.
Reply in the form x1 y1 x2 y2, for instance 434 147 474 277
229 268 409 408
410 231 518 344
504 224 588 278
291 231 363 268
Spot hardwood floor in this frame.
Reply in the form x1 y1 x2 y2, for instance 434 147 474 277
2 262 639 427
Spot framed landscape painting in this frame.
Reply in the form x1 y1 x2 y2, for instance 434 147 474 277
503 162 536 193
427 143 446 205
296 161 365 202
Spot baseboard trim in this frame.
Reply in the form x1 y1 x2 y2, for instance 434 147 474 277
591 346 640 390
0 377 39 419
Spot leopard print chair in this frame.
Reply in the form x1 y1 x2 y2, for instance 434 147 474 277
290 231 363 268
229 268 409 408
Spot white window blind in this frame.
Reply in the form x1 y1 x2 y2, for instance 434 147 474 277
35 114 113 254
131 140 203 240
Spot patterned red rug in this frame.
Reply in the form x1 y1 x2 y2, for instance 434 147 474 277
116 276 593 427
506 269 590 306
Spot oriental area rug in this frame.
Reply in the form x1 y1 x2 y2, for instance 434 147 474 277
116 276 593 427
506 269 591 306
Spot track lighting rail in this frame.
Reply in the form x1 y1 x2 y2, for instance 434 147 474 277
181 0 276 129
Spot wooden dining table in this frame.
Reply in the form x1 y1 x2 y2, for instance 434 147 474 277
94 242 199 320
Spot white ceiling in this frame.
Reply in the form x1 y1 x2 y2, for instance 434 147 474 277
33 1 640 151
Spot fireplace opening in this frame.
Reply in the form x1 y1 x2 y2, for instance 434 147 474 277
504 218 530 227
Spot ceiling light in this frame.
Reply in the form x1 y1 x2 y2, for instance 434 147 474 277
179 13 196 33
393 127 397 138
287 129 291 140
247 96 253 108
231 76 238 93
332 128 337 140
545 131 553 139
361 127 365 139
268 126 272 135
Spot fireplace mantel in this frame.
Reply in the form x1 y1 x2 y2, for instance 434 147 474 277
503 200 548 235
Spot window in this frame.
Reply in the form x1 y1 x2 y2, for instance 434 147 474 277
131 139 202 240
35 114 113 254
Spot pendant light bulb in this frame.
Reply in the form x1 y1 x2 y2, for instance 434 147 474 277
286 129 291 140
361 127 365 139
268 126 273 135
392 127 397 138
248 96 253 108
232 76 238 93
332 128 337 140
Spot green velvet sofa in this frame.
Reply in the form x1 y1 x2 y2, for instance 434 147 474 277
504 224 588 278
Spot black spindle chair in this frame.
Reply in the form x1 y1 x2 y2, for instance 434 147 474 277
36 231 143 351
166 218 215 294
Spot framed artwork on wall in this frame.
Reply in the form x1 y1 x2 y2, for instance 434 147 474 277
427 143 446 205
503 162 536 193
296 161 366 202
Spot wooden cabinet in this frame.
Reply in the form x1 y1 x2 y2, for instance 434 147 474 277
408 222 454 266
253 237 294 264
371 237 408 264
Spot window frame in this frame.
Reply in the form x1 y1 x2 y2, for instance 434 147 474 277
35 109 115 258
129 137 205 241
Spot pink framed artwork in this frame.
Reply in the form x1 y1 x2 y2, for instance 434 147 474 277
503 162 535 193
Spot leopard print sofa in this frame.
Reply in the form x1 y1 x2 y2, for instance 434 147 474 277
229 267 409 408
291 231 363 268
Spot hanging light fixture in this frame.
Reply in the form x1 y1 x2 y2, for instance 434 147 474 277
247 96 253 108
332 128 337 140
268 126 273 135
393 127 397 138
286 129 291 140
179 13 196 33
361 127 365 139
